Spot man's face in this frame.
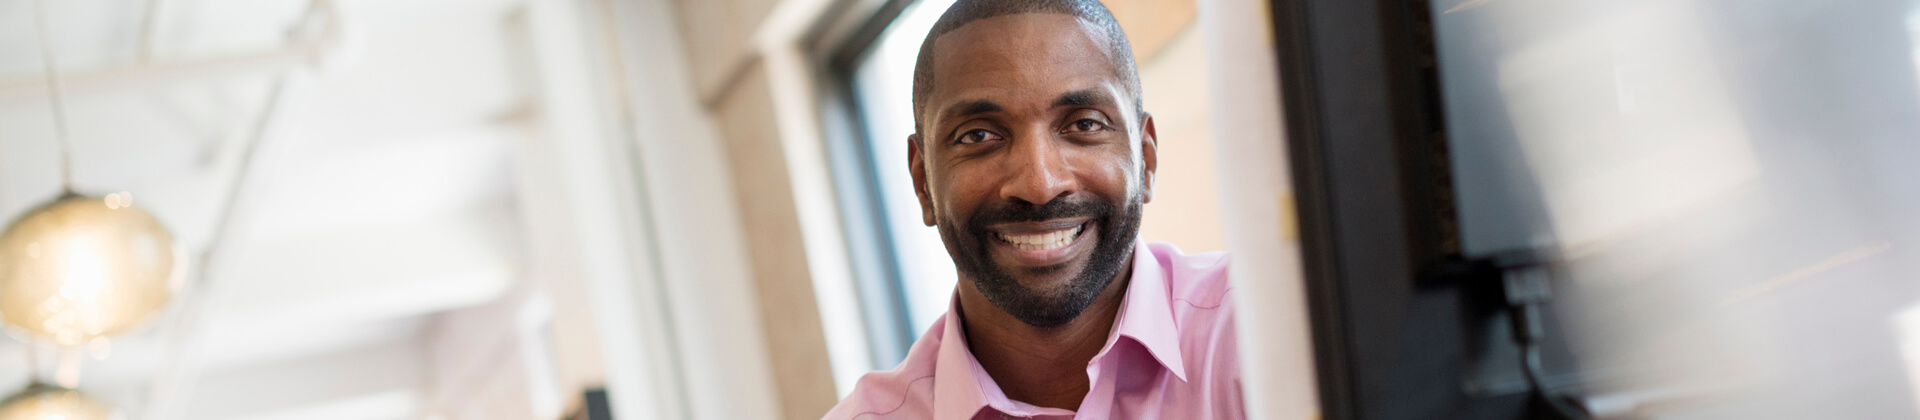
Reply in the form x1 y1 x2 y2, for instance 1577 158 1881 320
909 13 1157 328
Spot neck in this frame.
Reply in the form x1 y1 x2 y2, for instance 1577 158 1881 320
957 258 1134 411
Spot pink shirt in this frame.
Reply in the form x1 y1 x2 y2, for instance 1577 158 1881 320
825 241 1244 420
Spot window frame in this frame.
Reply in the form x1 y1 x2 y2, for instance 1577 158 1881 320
805 0 925 369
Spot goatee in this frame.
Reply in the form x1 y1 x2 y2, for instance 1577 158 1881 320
939 195 1142 328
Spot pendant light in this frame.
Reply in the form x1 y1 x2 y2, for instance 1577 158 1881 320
0 0 184 348
0 193 183 347
0 383 115 420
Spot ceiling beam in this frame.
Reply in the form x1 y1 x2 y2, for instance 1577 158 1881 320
0 0 347 105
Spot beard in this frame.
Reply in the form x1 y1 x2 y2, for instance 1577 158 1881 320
937 194 1143 328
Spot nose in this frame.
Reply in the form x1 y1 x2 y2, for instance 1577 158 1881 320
998 129 1077 206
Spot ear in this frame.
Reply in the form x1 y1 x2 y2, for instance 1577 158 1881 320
909 134 937 226
1139 112 1159 204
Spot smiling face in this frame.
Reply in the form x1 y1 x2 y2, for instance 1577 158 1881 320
909 13 1157 328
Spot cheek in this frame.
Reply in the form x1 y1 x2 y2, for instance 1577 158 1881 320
1067 147 1140 198
931 164 996 221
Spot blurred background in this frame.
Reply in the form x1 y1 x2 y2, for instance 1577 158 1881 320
2 0 1918 419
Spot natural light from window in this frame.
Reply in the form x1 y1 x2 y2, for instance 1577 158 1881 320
853 0 960 333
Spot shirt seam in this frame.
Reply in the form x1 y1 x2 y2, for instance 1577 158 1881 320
1173 287 1233 309
850 374 937 419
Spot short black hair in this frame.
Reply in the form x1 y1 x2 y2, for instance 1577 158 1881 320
911 0 1142 137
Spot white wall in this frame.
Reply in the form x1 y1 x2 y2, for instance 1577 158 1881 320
1199 0 1323 418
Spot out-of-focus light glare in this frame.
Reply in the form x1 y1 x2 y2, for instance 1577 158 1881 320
0 384 113 420
0 194 183 347
1897 303 1920 416
85 337 109 360
1442 0 1497 14
59 240 105 301
1909 9 1920 89
1496 1 1758 255
1719 243 1892 308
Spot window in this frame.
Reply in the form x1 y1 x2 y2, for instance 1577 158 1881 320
848 0 959 349
817 0 960 369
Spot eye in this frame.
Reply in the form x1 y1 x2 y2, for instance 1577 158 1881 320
956 128 1001 144
1066 118 1109 133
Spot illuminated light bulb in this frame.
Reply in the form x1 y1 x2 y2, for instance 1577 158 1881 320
0 383 114 420
0 193 183 347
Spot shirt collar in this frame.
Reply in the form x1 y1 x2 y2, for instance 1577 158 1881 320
931 306 992 420
1108 240 1189 381
931 240 1188 420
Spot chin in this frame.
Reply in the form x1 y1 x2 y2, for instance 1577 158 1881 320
1006 262 1086 291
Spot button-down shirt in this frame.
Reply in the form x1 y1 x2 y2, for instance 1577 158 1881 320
825 241 1244 419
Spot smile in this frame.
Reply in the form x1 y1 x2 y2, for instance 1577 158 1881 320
995 223 1086 251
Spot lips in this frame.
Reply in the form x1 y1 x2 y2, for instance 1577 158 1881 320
983 219 1096 269
995 224 1086 251
963 199 1110 270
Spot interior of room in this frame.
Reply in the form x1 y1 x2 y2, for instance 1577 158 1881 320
0 0 1312 418
6 0 1919 419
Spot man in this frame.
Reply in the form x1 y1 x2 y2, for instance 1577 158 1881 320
825 0 1241 418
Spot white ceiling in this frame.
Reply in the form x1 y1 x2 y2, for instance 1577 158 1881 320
0 0 540 417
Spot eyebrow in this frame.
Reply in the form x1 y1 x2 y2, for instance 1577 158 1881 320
935 89 1117 130
1052 89 1116 109
943 99 1004 122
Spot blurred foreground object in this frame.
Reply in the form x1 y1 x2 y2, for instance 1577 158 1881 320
1278 0 1920 418
0 193 181 347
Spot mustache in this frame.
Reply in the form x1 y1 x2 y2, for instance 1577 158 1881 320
966 198 1114 230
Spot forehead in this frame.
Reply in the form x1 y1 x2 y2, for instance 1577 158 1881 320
926 14 1121 112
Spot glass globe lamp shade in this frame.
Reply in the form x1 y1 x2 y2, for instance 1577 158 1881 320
0 193 182 347
0 383 115 420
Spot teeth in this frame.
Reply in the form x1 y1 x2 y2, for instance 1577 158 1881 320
997 225 1085 251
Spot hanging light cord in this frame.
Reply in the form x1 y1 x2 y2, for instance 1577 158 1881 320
31 0 77 194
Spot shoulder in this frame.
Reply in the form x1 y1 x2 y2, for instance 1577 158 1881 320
1145 241 1234 311
824 371 937 420
1144 242 1243 391
823 316 946 420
